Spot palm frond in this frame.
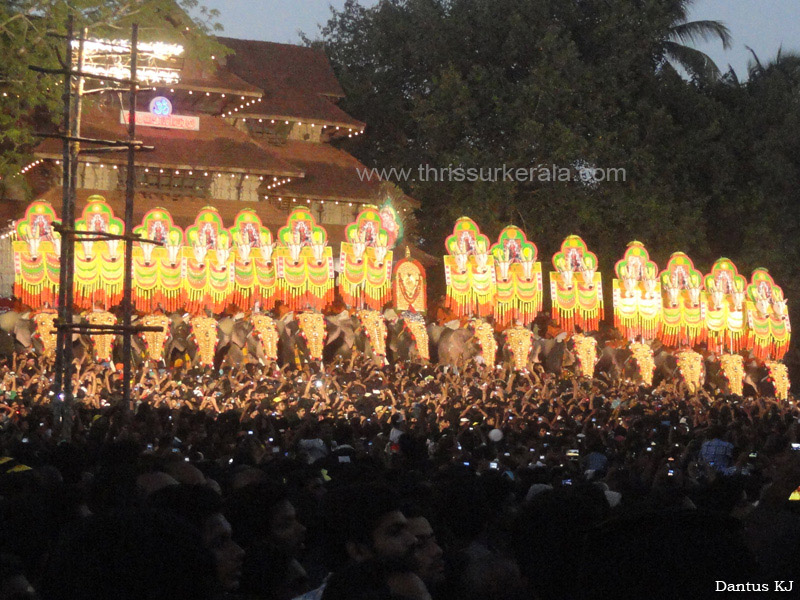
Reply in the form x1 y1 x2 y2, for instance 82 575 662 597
663 41 722 81
746 45 764 78
669 20 732 50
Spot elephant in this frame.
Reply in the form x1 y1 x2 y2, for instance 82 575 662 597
594 344 649 384
703 354 763 397
530 336 573 374
216 313 287 367
427 321 480 366
0 310 40 354
384 311 428 363
321 311 360 363
320 310 391 365
162 313 198 367
497 332 572 374
273 312 312 367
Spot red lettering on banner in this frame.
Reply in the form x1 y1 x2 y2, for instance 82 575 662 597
120 110 200 131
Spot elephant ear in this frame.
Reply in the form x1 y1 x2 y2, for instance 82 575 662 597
13 321 33 348
173 336 188 352
546 341 566 373
427 323 444 346
218 317 235 337
0 311 21 332
326 312 344 327
326 322 344 347
231 322 249 348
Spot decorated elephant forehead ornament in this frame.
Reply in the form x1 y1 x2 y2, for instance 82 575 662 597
766 361 789 400
251 314 279 362
142 313 172 362
190 315 218 367
504 326 533 371
629 342 655 387
357 309 388 357
86 311 117 363
719 354 745 396
296 312 327 361
33 312 58 358
470 319 497 369
400 311 429 361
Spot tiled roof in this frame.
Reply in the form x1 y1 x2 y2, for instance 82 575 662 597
33 105 303 178
216 37 365 129
176 56 263 96
261 140 381 203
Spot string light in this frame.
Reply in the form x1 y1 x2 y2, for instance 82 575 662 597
19 159 43 174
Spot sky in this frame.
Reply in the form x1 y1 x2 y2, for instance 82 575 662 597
200 0 800 79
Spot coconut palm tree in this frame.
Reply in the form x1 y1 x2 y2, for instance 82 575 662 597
662 0 732 80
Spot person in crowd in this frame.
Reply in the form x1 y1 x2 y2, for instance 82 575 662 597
1 346 799 600
148 483 246 593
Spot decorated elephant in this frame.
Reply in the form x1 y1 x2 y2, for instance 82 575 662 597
217 314 252 367
320 311 360 363
427 321 480 366
162 313 198 367
703 353 763 396
320 310 390 365
273 312 316 367
216 312 284 367
530 336 574 374
0 310 35 355
384 310 430 363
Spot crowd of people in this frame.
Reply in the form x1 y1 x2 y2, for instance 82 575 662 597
2 347 800 599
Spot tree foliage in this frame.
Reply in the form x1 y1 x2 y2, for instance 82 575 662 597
312 0 800 362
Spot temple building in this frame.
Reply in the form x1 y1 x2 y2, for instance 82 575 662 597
0 36 425 300
25 38 416 229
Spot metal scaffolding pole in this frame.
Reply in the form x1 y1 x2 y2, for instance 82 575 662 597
31 22 164 436
121 24 139 411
